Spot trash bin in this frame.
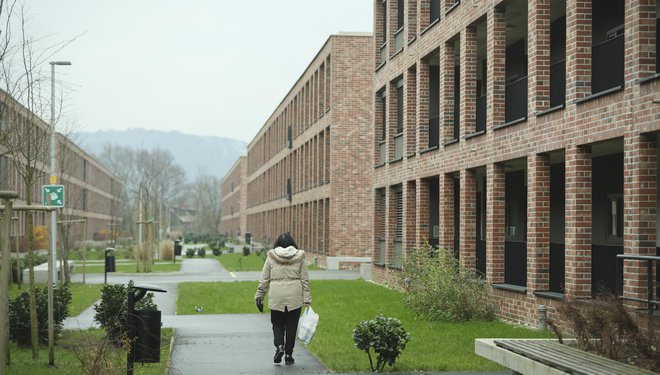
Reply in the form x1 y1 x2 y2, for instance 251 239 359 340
105 254 115 272
132 309 161 363
174 240 182 256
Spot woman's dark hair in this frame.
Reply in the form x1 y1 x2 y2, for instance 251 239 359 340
274 232 297 249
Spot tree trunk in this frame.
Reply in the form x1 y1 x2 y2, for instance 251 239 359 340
25 208 38 359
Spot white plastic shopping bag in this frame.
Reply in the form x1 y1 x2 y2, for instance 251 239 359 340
296 306 319 345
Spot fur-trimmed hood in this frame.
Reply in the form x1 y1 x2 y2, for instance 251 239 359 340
268 246 305 265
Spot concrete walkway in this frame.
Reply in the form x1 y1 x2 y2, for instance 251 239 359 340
65 257 505 375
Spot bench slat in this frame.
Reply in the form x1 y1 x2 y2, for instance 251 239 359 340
494 340 656 375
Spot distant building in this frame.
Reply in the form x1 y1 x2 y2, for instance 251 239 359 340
372 0 660 324
220 156 247 241
237 33 375 269
0 88 123 247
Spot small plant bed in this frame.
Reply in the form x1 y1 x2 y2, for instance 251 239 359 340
78 262 181 274
215 253 266 272
176 279 553 372
1 328 173 374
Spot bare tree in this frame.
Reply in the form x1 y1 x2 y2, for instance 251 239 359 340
97 145 185 270
0 1 79 361
190 169 222 235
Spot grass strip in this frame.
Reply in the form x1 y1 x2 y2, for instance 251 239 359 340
1 328 173 374
176 279 553 372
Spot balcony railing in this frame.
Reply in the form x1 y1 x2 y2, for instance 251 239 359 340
393 133 403 160
476 94 486 132
394 28 404 53
380 43 388 65
550 60 566 108
428 116 439 148
592 34 624 94
379 141 387 165
505 76 528 123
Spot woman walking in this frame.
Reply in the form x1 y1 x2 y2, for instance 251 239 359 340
255 233 312 365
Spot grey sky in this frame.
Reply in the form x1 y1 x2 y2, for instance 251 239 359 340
28 1 373 143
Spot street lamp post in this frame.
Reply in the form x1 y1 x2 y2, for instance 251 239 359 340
49 61 71 284
47 61 70 367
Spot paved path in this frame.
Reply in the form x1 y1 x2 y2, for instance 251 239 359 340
65 257 505 375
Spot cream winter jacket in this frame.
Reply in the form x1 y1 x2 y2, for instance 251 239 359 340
255 246 311 312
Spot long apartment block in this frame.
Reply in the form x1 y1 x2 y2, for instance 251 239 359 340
244 33 374 269
373 0 660 324
220 156 247 239
0 89 123 243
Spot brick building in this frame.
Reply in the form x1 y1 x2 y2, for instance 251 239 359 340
0 89 123 245
220 156 247 240
373 0 660 324
244 33 374 269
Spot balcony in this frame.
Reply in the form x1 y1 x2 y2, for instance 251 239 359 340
476 94 486 132
394 28 404 53
505 76 528 123
550 60 566 108
504 241 527 287
428 116 439 148
592 34 624 94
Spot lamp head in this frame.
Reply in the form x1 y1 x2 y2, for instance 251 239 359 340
50 61 72 66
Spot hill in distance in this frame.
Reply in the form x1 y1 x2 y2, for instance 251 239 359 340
76 128 247 181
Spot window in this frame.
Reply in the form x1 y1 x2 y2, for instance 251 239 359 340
394 185 403 267
430 0 440 23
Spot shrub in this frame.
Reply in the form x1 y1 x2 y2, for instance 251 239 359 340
93 280 157 346
160 240 174 260
353 315 410 372
197 247 206 257
61 330 125 375
212 247 221 256
401 244 496 321
556 293 660 372
242 246 250 256
185 248 195 258
9 283 72 347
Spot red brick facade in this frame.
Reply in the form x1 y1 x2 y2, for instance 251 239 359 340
240 34 374 268
373 0 660 326
220 156 247 240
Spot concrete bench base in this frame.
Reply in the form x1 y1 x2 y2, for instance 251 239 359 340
326 256 371 270
23 261 75 283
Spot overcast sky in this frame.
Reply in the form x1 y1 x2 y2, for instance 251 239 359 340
26 1 373 143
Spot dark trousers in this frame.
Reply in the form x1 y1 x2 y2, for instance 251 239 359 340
271 307 301 354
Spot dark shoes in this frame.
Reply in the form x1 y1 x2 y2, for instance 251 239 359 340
285 354 294 365
274 345 284 363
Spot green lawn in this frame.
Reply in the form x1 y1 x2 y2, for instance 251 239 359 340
214 252 324 272
2 328 173 374
214 253 266 271
177 279 553 372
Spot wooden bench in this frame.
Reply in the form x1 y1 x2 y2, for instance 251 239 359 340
475 338 656 375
